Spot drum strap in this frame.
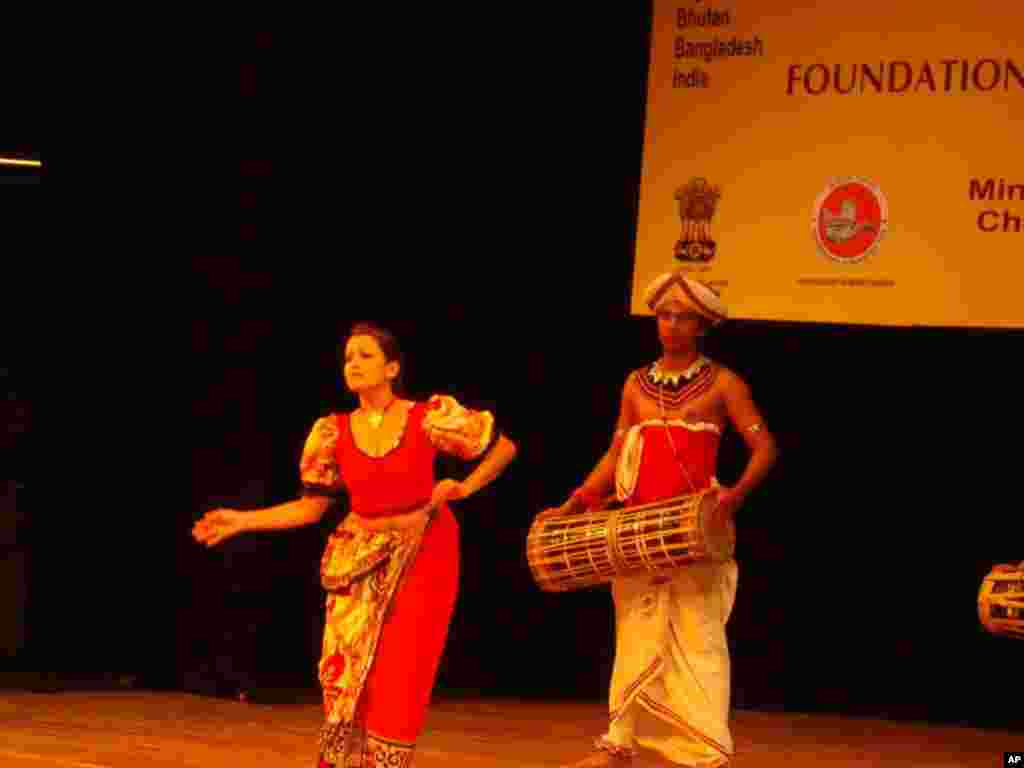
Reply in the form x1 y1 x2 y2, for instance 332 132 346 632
659 383 698 494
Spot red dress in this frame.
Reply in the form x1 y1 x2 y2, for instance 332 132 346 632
300 396 495 767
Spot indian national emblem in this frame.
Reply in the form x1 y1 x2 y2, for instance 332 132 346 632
674 178 721 263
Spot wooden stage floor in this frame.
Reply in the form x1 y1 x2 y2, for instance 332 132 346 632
0 691 1015 767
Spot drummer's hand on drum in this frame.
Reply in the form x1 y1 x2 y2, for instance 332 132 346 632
536 496 582 522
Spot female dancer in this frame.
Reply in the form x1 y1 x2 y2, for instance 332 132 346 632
194 322 517 766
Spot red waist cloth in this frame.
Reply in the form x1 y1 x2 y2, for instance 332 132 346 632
630 424 720 505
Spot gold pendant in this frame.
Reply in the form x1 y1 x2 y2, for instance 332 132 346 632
367 410 384 429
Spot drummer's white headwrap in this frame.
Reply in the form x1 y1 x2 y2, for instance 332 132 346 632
643 271 728 326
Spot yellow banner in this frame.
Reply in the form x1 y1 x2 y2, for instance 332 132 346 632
632 0 1024 327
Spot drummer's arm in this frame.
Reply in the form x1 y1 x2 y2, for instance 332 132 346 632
721 370 779 504
570 379 636 509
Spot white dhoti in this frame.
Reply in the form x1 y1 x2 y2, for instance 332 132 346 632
602 559 738 767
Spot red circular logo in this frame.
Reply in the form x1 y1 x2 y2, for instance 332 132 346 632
812 178 888 264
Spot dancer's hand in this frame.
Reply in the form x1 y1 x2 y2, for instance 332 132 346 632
431 479 468 508
713 486 745 528
193 508 249 548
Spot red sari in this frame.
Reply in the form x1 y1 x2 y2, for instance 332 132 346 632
300 396 495 767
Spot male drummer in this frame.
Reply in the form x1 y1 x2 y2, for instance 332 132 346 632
544 271 778 768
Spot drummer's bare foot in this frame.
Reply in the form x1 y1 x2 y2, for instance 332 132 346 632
561 740 634 767
561 753 631 768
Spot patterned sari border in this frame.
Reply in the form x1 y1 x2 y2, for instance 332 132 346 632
363 732 415 767
318 519 431 766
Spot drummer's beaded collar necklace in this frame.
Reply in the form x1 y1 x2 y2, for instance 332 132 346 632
636 356 715 410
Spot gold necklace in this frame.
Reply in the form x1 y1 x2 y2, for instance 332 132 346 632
364 398 395 429
649 356 706 387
